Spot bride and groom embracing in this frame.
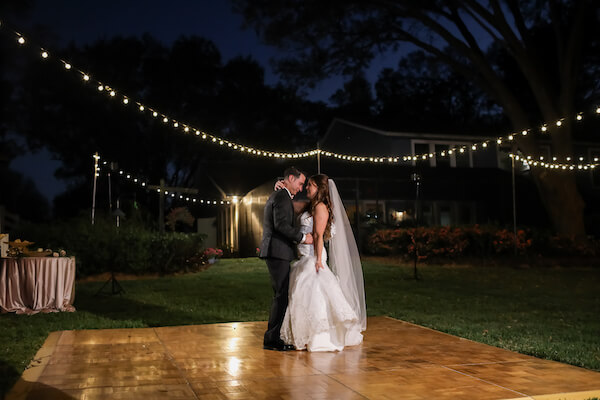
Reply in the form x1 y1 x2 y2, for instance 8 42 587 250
259 166 366 352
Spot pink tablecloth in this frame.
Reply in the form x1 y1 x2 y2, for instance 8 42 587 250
0 257 76 314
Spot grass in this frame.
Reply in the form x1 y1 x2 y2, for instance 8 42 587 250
1 257 599 396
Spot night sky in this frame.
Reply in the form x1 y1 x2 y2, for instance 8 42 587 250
7 1 399 203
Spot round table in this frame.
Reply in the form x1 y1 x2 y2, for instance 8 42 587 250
0 257 76 314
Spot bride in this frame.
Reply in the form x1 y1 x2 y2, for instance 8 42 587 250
280 174 366 351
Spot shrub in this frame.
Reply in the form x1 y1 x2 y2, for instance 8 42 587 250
366 225 599 262
14 213 206 276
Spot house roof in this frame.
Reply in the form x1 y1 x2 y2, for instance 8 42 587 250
319 119 494 156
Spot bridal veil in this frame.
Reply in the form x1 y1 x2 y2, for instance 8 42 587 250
327 179 367 331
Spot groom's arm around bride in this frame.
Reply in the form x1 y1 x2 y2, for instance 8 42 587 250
259 167 311 351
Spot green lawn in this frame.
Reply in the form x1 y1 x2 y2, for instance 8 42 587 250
1 257 599 396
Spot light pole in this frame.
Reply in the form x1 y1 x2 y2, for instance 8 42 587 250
411 172 421 280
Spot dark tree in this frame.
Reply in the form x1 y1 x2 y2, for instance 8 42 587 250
329 73 376 124
234 0 599 238
374 51 502 133
10 32 325 217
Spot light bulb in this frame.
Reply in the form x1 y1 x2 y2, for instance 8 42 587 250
65 63 72 70
556 120 562 126
98 85 104 91
83 74 90 81
139 105 144 111
41 51 48 58
123 98 129 104
17 36 25 45
153 111 158 117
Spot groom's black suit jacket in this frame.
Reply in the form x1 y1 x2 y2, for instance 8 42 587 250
259 189 303 261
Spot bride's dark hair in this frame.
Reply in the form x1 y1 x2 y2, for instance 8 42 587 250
309 174 334 241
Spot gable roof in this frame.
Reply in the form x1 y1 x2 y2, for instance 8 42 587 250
319 119 495 156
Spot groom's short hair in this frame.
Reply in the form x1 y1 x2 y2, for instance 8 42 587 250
283 166 304 180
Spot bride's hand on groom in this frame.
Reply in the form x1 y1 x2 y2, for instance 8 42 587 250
274 179 285 191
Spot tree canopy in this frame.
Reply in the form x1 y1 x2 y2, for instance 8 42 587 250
233 0 600 237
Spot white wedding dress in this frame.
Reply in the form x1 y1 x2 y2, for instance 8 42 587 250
280 211 363 351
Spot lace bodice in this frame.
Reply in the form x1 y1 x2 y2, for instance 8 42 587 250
297 211 327 260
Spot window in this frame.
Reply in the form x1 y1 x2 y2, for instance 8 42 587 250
455 148 470 168
435 144 450 168
412 139 473 168
439 205 452 226
414 143 430 168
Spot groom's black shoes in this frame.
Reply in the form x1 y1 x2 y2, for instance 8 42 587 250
263 342 295 351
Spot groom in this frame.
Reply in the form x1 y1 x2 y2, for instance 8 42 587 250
259 166 312 351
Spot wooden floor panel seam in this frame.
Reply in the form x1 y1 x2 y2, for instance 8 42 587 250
152 327 200 400
441 364 532 399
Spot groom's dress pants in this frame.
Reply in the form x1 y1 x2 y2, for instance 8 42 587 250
264 257 290 346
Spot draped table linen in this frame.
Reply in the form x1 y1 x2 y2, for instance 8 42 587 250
0 257 76 314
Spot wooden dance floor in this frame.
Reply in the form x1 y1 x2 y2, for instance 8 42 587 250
7 316 600 399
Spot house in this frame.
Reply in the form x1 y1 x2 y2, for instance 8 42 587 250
216 119 600 256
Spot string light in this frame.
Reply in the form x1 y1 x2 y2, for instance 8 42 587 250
509 153 598 170
4 22 600 168
93 154 229 206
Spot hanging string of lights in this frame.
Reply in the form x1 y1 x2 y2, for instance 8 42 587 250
93 154 231 206
509 153 597 170
401 109 600 169
3 20 599 170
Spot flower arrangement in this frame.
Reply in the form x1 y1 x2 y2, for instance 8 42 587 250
7 239 67 258
203 248 223 259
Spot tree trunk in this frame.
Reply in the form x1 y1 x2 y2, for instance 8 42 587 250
530 168 586 239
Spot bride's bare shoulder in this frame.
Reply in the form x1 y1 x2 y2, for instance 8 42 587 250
314 202 328 215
